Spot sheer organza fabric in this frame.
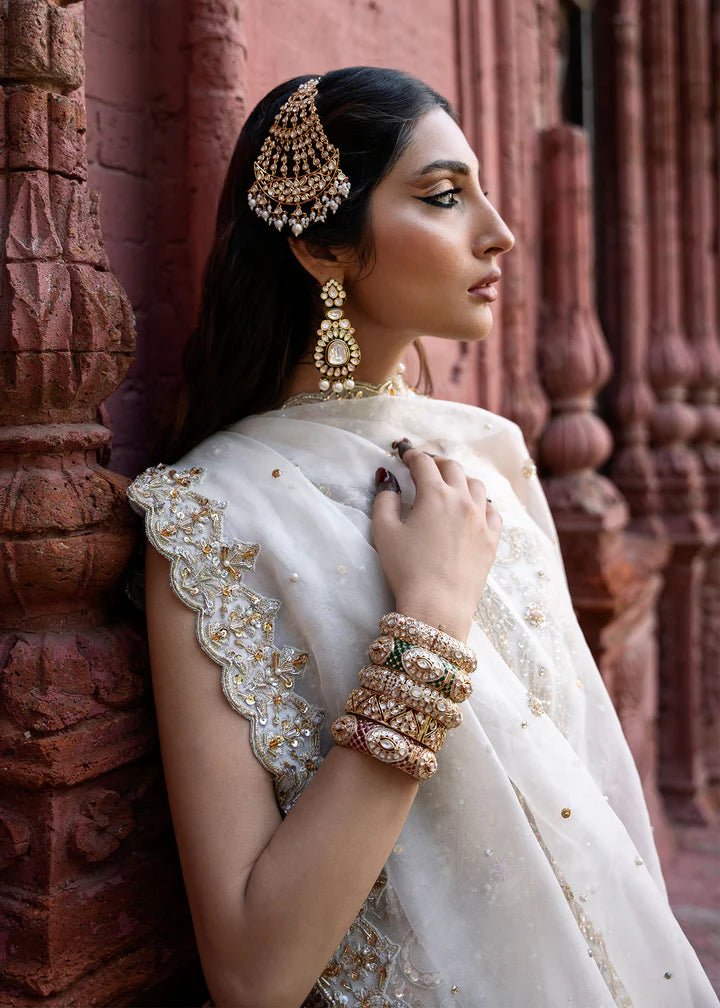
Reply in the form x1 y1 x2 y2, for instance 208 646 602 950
128 388 718 1008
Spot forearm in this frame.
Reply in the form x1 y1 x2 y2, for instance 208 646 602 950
233 744 418 1006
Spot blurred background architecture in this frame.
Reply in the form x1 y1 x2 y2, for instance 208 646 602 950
0 0 718 1003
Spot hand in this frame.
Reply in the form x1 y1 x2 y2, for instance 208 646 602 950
371 438 503 643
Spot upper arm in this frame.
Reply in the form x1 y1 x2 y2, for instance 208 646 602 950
144 541 281 999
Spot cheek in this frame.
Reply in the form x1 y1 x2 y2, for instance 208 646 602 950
363 207 464 311
375 207 459 275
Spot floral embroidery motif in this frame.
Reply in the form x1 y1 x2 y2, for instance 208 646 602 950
314 872 405 1007
128 464 409 1006
474 523 578 735
128 464 324 813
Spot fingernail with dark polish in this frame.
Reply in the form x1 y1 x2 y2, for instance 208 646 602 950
395 437 413 459
375 467 388 485
375 469 401 494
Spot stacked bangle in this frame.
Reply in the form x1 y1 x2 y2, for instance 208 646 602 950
331 610 477 780
331 714 438 780
345 688 448 752
379 611 477 675
367 634 473 703
357 665 462 728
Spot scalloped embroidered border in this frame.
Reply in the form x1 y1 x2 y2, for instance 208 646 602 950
127 463 325 813
128 463 406 1006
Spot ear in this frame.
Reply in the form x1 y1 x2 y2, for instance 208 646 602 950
287 235 350 286
286 231 361 288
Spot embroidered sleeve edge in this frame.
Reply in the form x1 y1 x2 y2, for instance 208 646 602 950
126 463 325 812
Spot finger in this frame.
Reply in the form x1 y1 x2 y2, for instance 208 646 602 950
467 476 489 507
394 444 444 495
486 503 503 533
432 456 469 491
372 467 402 524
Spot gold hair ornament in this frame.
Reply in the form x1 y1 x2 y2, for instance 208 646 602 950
247 77 351 236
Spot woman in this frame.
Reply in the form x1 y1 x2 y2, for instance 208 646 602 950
127 67 718 1007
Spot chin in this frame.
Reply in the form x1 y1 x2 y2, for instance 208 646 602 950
464 319 494 343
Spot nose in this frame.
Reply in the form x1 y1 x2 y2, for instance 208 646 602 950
474 203 515 258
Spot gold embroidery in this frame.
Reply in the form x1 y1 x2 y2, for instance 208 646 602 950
474 523 581 735
128 464 324 812
128 464 407 1006
315 871 401 1004
512 783 634 1007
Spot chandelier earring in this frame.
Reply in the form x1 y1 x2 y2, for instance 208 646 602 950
313 278 361 394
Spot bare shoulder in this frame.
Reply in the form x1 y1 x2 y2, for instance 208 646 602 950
143 541 281 994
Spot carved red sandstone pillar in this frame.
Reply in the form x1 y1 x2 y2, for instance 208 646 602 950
704 0 720 803
677 0 720 808
593 0 681 845
187 0 248 314
0 2 196 1003
493 0 548 446
537 123 672 847
536 0 562 125
641 0 718 825
594 0 663 536
454 0 506 408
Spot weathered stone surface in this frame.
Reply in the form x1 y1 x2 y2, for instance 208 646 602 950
0 1 166 1004
0 0 716 1003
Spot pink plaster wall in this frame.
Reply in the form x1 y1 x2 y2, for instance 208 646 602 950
85 0 487 476
86 0 193 476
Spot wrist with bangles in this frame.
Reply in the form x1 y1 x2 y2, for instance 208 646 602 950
331 610 476 779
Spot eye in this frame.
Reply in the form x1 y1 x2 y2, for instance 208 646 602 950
419 187 462 208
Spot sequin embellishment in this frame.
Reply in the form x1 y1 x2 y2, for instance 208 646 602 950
512 784 633 1007
473 523 582 737
127 464 325 812
128 464 412 1007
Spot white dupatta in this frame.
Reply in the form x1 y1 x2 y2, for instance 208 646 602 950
127 385 718 1008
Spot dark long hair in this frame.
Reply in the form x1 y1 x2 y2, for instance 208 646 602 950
166 66 456 461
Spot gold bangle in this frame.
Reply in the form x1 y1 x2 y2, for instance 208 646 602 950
368 636 473 703
358 665 462 728
331 713 437 780
379 611 477 675
345 688 447 753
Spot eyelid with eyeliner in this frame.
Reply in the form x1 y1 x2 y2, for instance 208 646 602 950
416 185 490 207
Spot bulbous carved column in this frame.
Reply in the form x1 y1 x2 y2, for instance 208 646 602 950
642 0 718 825
493 0 548 445
677 0 720 809
0 2 195 1003
593 0 663 536
537 124 671 843
702 0 720 804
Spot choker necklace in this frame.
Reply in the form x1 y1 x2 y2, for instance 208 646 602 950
278 365 416 409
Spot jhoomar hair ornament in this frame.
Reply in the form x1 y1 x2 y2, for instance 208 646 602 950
247 77 351 236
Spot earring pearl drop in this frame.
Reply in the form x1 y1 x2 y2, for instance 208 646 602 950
313 279 361 394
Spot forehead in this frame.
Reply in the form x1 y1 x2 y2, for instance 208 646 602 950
394 107 477 177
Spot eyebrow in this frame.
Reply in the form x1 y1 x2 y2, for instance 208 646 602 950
408 158 478 181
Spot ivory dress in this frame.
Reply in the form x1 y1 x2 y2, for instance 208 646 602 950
127 378 719 1008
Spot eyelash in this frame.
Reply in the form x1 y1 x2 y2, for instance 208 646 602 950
421 186 490 208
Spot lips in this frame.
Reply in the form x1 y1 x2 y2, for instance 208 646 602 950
468 269 501 293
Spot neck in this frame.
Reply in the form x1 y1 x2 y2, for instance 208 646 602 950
283 328 415 400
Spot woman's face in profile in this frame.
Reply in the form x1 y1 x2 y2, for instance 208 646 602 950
349 106 515 346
